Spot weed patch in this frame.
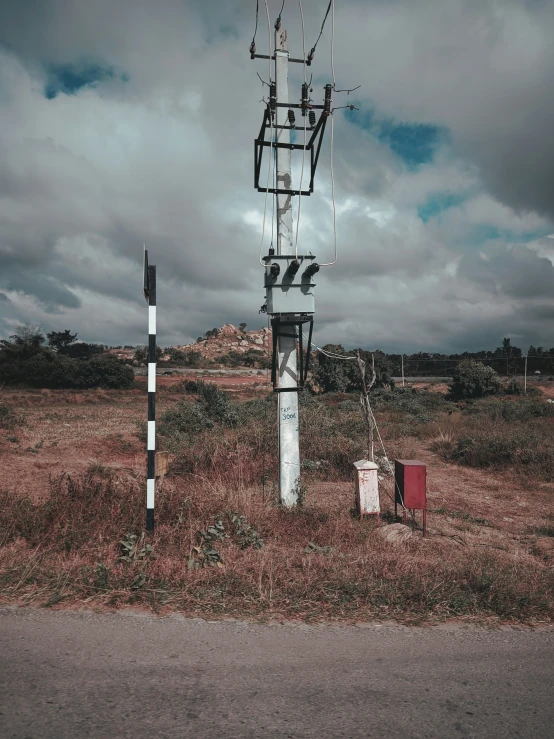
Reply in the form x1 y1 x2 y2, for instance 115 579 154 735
0 471 552 623
0 403 21 429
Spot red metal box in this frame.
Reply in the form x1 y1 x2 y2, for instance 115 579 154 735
395 460 426 510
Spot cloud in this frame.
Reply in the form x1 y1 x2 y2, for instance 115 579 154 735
0 0 552 353
44 62 123 99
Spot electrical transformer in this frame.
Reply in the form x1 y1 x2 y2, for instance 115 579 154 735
264 254 317 315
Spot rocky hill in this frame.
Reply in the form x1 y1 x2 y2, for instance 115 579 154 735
176 324 272 362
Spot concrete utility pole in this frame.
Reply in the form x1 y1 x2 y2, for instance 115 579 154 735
275 28 301 506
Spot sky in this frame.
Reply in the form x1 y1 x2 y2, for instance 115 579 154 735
0 0 553 353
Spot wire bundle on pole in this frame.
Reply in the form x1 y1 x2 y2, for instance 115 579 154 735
259 0 276 266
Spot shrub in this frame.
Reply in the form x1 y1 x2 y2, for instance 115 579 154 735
371 387 450 423
198 383 239 425
505 378 523 395
448 360 503 400
312 346 394 394
0 403 20 429
158 402 214 443
436 423 554 480
77 355 135 389
0 349 134 389
468 396 554 422
0 351 79 388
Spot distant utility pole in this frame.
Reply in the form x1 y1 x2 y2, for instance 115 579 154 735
275 28 301 506
401 355 405 387
524 354 528 394
143 248 157 534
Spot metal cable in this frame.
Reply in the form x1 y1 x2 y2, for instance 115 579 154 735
252 0 259 46
258 0 275 267
276 0 286 26
294 0 308 260
303 333 409 512
308 0 333 59
319 0 337 267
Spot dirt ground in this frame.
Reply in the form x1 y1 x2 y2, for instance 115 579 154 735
1 380 553 560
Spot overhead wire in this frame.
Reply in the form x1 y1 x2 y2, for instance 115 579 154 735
258 0 276 266
276 0 287 28
308 0 333 62
294 0 308 260
318 0 337 267
251 0 259 49
304 334 409 513
302 332 356 360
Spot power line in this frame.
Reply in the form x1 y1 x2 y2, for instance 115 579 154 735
307 0 333 64
319 0 337 267
251 0 259 51
294 0 308 259
258 0 275 267
275 0 287 28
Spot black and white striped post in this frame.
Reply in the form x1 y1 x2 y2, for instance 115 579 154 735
143 248 156 534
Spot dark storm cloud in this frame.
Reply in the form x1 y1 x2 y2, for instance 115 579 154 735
458 243 554 299
0 0 552 350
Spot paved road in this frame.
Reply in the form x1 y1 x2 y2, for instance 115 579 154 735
1 608 552 739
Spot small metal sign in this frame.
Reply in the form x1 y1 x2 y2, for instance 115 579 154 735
143 246 149 302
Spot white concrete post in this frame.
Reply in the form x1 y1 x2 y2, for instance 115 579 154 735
275 28 300 506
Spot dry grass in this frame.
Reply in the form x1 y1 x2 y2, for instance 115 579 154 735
0 385 553 624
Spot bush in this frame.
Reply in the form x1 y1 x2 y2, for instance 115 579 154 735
158 384 240 445
505 378 523 395
449 360 503 400
0 349 134 389
451 425 554 478
371 387 451 423
197 383 238 425
467 396 554 422
157 402 214 443
0 403 20 429
77 355 135 389
0 351 78 388
312 346 394 394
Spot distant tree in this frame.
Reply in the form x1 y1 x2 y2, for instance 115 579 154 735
47 329 78 353
134 345 162 363
498 337 522 375
63 342 104 360
167 347 187 363
10 324 44 346
239 322 247 332
185 350 202 367
312 345 394 394
1 324 45 361
205 328 220 339
448 360 502 400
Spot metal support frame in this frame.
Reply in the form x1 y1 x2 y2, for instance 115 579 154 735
250 53 312 66
254 105 328 196
270 315 313 391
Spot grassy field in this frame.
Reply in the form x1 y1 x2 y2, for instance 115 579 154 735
0 377 553 624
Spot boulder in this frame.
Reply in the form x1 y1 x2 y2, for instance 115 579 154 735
376 524 412 545
532 538 554 560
